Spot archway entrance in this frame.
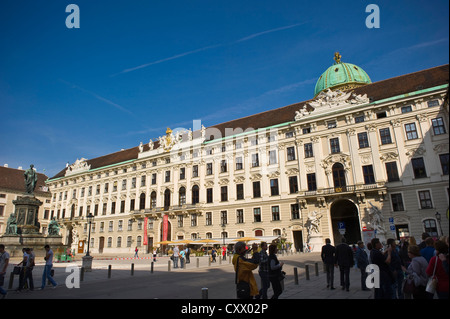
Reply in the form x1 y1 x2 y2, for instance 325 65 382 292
330 199 361 245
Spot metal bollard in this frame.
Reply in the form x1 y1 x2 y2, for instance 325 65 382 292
208 256 211 267
108 265 112 278
168 260 171 272
151 262 154 273
305 265 310 280
294 267 299 285
80 267 85 282
202 287 208 299
8 272 14 289
131 263 134 276
315 262 319 276
196 258 199 268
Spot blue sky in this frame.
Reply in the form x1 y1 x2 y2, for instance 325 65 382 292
0 0 448 178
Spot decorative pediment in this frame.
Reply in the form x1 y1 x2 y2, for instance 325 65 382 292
65 158 91 176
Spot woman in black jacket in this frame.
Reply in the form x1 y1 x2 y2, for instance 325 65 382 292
268 244 284 299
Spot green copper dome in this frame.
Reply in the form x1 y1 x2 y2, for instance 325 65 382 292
314 52 372 97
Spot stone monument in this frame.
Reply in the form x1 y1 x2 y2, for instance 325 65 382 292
304 211 323 252
0 164 66 257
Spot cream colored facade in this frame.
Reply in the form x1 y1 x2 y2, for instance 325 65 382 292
46 68 449 254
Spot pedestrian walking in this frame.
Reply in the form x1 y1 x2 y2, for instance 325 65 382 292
222 246 227 261
211 248 217 262
23 248 35 291
256 242 270 299
335 237 354 291
40 245 57 290
355 241 370 291
426 240 449 299
268 244 284 299
233 241 259 299
179 248 186 268
401 245 428 299
0 244 9 299
370 238 393 299
386 239 404 299
134 246 139 258
16 248 29 292
321 238 336 290
172 246 179 268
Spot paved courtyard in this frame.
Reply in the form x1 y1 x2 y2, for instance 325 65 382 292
4 251 372 300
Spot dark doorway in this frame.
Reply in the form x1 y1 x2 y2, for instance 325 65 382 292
330 199 361 245
99 236 105 254
293 230 304 252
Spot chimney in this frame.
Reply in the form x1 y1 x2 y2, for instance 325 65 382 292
3 164 8 168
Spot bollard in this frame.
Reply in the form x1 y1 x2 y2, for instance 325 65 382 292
168 260 171 272
305 265 310 280
202 287 208 299
315 262 319 276
80 267 85 282
208 256 211 267
294 267 299 285
219 256 222 265
151 262 154 273
196 258 199 268
108 265 112 278
131 263 134 276
8 272 14 289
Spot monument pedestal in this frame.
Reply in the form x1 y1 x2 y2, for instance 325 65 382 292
1 194 66 257
82 255 94 272
308 234 324 252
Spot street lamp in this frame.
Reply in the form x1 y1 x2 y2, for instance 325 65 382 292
82 213 94 271
221 223 226 246
86 213 94 256
435 211 443 236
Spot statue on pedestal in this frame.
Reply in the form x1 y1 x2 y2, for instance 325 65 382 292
48 217 60 236
24 164 38 195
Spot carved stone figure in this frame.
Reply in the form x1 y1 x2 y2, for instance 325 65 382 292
24 164 38 194
5 213 18 235
367 201 386 236
305 211 322 236
48 217 60 236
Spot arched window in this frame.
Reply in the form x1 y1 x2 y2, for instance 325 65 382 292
179 187 186 206
255 229 263 237
150 191 157 209
139 193 146 210
192 185 200 204
164 189 171 210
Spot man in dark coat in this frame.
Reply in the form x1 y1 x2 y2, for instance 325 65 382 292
335 237 354 291
321 238 336 289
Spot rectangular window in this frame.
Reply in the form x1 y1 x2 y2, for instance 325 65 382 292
272 206 280 221
236 157 243 170
269 150 277 164
151 173 156 185
362 165 376 184
289 176 298 194
193 165 199 177
330 138 340 153
220 211 227 225
236 209 244 223
427 100 439 107
220 160 227 173
385 162 400 182
418 190 433 209
270 179 279 196
432 118 446 135
253 181 261 198
287 146 296 161
178 215 183 228
358 132 369 148
206 163 213 175
291 204 300 219
179 168 186 180
307 173 317 191
191 214 197 227
327 120 337 129
391 193 404 211
206 212 212 226
401 105 412 113
165 171 170 183
206 188 213 203
304 143 313 158
440 153 449 175
355 115 365 123
236 184 244 200
253 208 261 222
221 186 228 202
412 157 427 178
252 153 259 167
379 128 392 145
405 123 418 140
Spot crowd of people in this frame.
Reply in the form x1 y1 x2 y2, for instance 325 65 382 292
0 244 58 299
321 234 449 299
232 241 285 299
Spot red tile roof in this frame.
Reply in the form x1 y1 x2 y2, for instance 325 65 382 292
49 64 449 180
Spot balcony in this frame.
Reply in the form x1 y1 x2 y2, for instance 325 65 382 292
298 182 386 200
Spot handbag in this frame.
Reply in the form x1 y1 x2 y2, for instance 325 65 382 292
235 256 251 299
403 278 416 294
425 257 438 294
13 266 21 275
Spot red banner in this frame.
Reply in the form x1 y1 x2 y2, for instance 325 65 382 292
143 217 148 245
163 214 169 241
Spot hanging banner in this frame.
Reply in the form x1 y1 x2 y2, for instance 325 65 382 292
162 214 169 241
143 217 148 245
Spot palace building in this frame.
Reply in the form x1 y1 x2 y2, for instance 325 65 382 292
45 55 449 254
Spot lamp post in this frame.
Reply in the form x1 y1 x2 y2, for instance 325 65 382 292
435 211 443 236
82 213 94 271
